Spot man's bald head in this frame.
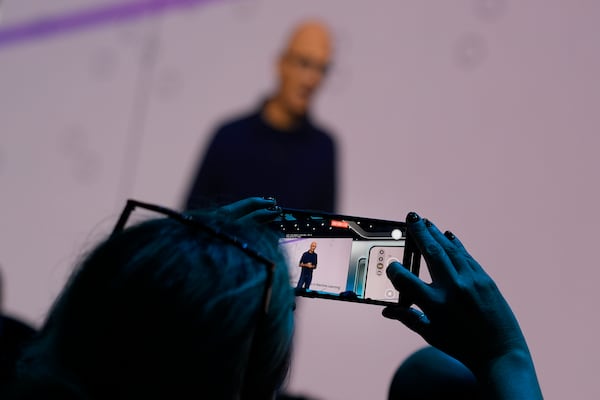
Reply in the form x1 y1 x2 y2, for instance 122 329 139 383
284 21 332 60
273 20 333 118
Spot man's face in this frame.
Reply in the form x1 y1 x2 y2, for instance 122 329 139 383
310 242 317 252
277 25 332 117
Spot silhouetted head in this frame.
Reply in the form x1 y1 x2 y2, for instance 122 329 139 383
17 211 294 399
388 347 479 400
274 20 333 118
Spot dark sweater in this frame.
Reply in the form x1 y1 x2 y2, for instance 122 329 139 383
185 106 337 212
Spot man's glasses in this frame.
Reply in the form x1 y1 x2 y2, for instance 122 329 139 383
285 52 331 76
111 199 275 315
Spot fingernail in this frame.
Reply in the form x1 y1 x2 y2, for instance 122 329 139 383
444 231 455 240
424 218 432 228
406 212 420 223
263 196 276 203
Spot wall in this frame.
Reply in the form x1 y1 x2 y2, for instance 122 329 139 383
1 1 599 398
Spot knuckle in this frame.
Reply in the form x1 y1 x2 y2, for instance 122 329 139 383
454 279 472 295
424 243 442 257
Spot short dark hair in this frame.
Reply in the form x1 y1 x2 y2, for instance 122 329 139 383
16 210 294 398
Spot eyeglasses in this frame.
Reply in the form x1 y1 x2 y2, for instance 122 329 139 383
284 52 331 76
111 199 275 315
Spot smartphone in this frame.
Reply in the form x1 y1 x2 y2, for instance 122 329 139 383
271 208 421 306
364 246 404 302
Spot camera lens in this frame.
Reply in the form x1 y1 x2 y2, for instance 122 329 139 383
377 263 384 269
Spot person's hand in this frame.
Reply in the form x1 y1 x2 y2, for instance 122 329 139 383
382 212 531 375
217 196 281 224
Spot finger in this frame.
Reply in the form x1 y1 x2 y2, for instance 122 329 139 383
406 213 458 283
386 261 431 306
219 197 276 219
382 306 430 337
443 231 487 275
238 207 282 224
443 230 468 256
422 221 471 275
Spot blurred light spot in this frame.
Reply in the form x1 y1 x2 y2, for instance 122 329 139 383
473 0 507 22
454 32 487 69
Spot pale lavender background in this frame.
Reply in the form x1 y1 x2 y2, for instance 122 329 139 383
1 1 599 399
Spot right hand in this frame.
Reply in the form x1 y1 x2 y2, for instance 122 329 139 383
382 212 530 373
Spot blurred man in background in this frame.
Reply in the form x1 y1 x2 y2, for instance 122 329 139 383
185 20 338 212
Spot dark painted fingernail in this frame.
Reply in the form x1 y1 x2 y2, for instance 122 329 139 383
444 231 455 240
406 212 420 223
424 218 432 227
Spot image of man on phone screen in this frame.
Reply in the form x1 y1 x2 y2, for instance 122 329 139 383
296 241 318 290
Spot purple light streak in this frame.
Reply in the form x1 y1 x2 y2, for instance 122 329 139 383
0 0 220 49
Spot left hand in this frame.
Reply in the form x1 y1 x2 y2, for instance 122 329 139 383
218 197 281 224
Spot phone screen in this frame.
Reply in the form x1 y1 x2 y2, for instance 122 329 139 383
271 209 420 306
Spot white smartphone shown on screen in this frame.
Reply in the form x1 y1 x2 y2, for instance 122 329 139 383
364 246 403 302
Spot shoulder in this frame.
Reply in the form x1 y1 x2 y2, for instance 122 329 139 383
216 109 259 134
200 111 260 160
306 119 337 149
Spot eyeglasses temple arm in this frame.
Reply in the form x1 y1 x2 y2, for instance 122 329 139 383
111 200 137 236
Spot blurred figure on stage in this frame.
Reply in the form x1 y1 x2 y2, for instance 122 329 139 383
184 20 338 212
